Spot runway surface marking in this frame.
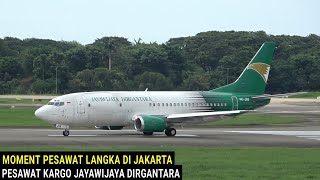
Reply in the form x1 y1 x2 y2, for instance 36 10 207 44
227 131 320 142
48 134 198 137
48 135 98 137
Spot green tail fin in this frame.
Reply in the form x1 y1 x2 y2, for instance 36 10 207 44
211 42 276 95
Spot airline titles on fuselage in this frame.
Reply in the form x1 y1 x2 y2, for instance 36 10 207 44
92 96 153 102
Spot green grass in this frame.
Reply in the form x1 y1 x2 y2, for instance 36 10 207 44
199 114 304 127
0 98 49 104
1 146 320 179
290 91 320 99
0 107 51 127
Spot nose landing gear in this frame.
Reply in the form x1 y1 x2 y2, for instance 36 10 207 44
55 124 70 137
63 130 70 136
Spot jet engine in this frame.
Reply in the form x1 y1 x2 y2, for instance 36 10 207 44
133 115 167 132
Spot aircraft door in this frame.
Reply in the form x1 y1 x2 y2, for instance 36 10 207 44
77 98 85 114
231 96 238 110
76 95 88 124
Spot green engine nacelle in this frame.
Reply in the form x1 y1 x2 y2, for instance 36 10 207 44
133 115 167 132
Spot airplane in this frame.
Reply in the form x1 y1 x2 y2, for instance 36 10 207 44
35 42 280 137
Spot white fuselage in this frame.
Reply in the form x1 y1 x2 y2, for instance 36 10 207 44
35 91 228 127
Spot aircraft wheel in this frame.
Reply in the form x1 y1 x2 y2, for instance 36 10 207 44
165 128 176 137
165 129 169 136
63 130 70 136
143 132 153 135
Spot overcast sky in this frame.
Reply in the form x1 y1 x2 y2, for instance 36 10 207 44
1 0 319 44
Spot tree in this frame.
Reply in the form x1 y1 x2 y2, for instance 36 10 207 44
65 47 88 73
163 43 186 86
31 80 49 94
134 72 173 91
181 72 210 91
0 32 320 94
126 43 169 77
0 57 21 82
72 68 128 92
92 37 131 70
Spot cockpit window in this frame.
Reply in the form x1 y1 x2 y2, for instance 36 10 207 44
48 101 64 106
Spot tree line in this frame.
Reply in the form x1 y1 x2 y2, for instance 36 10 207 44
0 31 319 94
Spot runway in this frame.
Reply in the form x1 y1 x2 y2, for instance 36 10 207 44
1 97 320 148
1 128 320 147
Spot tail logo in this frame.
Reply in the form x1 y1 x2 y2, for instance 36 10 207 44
247 63 270 83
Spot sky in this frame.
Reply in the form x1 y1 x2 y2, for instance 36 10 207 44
1 0 319 44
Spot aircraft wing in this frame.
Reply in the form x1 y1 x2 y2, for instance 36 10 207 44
252 92 307 99
166 110 249 119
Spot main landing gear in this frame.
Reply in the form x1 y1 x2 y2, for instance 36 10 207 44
142 127 177 137
165 127 176 137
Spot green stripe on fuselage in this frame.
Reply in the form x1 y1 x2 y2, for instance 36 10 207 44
199 91 270 111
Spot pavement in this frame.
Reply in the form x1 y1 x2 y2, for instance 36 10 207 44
0 127 320 147
0 97 320 148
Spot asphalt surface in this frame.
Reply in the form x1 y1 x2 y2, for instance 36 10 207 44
0 127 320 147
1 98 320 148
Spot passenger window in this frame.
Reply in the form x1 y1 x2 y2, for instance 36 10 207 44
59 102 64 106
174 103 176 107
170 103 172 107
120 103 122 107
149 103 152 107
166 103 168 106
54 102 59 106
157 103 160 106
192 103 194 107
162 103 164 106
153 103 155 106
210 103 213 107
214 103 216 106
185 103 187 106
224 103 227 106
188 103 191 106
48 102 54 105
177 103 180 107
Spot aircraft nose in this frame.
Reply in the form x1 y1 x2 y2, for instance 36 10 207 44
35 107 46 120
